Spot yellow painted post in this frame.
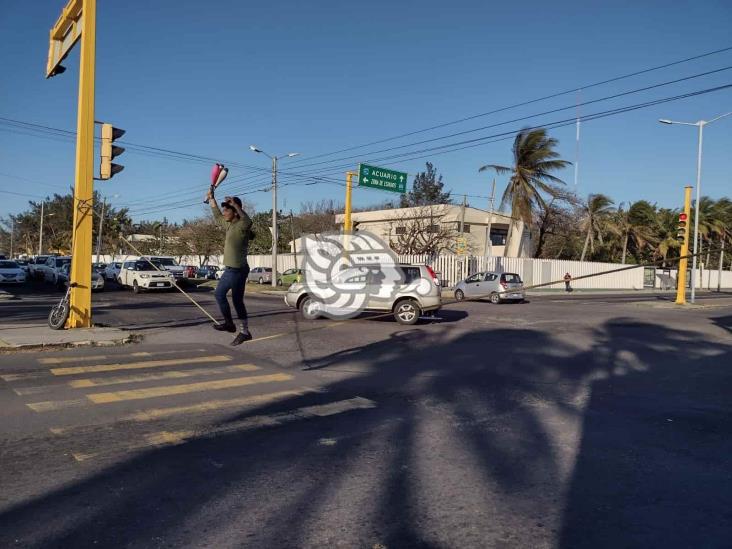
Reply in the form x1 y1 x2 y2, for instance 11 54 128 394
344 171 354 232
67 0 97 328
675 185 692 305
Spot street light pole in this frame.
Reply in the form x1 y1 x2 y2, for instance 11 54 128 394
96 196 106 264
38 201 44 256
250 146 300 287
659 111 732 303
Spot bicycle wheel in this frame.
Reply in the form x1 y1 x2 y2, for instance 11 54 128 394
48 300 70 330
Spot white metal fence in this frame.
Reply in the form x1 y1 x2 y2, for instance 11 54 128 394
96 253 732 290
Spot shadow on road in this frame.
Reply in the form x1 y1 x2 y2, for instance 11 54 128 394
0 317 730 547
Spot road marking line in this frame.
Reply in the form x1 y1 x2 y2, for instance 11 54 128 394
86 373 293 404
71 396 376 462
50 355 232 376
123 388 314 421
249 333 286 343
69 364 260 388
1 371 48 382
14 385 57 396
38 349 206 365
26 398 87 413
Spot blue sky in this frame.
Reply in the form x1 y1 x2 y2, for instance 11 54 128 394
1 0 731 223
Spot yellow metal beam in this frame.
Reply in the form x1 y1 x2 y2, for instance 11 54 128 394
344 171 355 231
67 0 96 328
46 0 83 78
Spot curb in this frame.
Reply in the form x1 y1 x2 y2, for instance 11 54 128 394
0 332 143 354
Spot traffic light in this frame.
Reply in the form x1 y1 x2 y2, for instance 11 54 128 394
100 123 125 180
677 212 688 244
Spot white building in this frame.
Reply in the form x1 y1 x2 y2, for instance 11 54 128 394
334 205 532 257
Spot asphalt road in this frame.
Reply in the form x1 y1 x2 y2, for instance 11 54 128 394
1 280 731 547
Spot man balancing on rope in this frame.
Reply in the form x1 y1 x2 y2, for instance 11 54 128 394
207 191 254 345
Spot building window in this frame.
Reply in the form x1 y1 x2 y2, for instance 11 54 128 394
490 227 508 246
394 226 406 235
454 222 471 233
427 224 439 234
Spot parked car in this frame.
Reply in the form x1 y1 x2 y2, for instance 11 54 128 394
248 266 274 284
0 260 27 284
278 268 302 286
92 262 107 274
453 271 525 303
196 265 220 280
141 256 185 280
58 263 105 291
104 262 123 281
184 265 198 278
43 256 72 286
15 259 30 274
118 259 174 293
285 264 441 325
29 255 52 279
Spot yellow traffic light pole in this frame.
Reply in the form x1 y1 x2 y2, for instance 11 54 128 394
344 171 355 231
675 185 692 305
47 0 96 327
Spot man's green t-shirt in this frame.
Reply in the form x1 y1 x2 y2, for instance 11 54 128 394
212 207 253 269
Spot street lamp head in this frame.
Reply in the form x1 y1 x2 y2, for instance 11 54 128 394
249 145 262 153
286 152 300 158
659 119 674 125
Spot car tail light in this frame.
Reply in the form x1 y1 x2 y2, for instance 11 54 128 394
425 265 439 286
500 281 508 289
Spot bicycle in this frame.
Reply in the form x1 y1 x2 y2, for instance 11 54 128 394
48 282 77 330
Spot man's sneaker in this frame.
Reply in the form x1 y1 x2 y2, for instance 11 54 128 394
231 331 253 345
214 322 236 333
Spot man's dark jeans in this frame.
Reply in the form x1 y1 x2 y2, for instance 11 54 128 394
215 265 249 327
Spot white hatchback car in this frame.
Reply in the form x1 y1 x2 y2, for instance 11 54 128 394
0 260 27 284
118 259 174 293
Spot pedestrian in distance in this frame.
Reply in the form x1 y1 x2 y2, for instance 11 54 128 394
564 272 573 293
207 191 254 345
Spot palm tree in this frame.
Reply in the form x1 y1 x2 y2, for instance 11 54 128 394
579 193 615 261
479 127 570 255
611 201 657 264
654 208 681 267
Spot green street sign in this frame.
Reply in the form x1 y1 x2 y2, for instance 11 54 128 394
358 163 407 194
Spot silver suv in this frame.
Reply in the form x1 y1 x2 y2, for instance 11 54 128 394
454 271 524 303
284 264 442 325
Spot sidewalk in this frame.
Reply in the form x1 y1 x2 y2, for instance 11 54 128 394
0 323 140 351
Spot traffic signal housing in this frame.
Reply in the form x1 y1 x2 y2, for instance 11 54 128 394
676 212 688 245
100 123 125 180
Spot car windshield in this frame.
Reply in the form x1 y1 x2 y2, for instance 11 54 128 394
0 261 19 269
150 257 178 266
135 260 163 271
58 258 71 267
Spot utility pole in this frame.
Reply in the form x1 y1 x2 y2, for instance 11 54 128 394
485 179 496 256
38 201 44 256
289 209 296 253
460 194 466 234
271 156 278 287
718 237 725 292
95 196 105 264
10 219 14 258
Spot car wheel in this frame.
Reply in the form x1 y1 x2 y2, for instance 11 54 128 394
300 295 322 320
394 299 421 325
258 277 264 284
277 279 283 286
454 289 465 302
489 292 501 304
132 280 141 294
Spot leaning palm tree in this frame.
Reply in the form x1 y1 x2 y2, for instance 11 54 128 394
611 201 657 264
579 194 615 261
479 127 570 255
